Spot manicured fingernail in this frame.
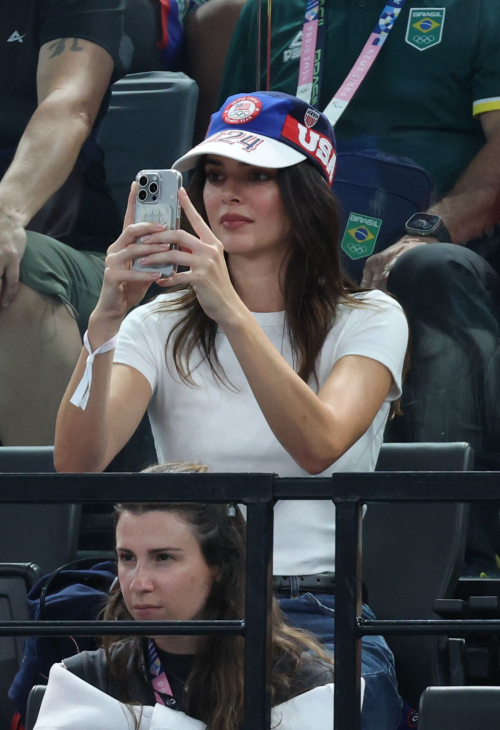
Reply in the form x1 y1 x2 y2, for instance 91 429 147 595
150 272 161 278
139 257 147 264
158 243 170 249
179 187 187 196
142 235 152 242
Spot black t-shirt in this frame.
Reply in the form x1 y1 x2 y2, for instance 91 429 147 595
1 0 131 251
156 647 194 710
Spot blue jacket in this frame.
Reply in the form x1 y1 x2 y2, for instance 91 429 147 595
8 560 116 721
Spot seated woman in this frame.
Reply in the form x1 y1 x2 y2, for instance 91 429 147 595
55 91 409 729
35 463 336 730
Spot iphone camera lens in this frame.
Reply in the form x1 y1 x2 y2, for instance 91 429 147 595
149 182 159 194
139 175 148 187
138 189 147 201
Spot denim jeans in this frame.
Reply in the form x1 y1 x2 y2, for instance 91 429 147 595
278 591 402 730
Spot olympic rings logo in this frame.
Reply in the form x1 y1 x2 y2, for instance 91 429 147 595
347 242 368 255
412 34 436 44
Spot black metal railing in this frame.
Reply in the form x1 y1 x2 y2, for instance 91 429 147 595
1 471 500 729
329 471 500 730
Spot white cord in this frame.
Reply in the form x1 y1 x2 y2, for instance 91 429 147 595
69 330 118 411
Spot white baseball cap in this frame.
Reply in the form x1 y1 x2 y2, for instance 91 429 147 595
173 91 337 186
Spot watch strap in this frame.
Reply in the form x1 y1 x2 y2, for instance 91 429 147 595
405 214 452 243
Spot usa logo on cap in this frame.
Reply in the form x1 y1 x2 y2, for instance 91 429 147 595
222 96 263 125
304 108 321 128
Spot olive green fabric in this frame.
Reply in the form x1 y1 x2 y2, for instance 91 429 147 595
218 0 500 196
20 231 105 337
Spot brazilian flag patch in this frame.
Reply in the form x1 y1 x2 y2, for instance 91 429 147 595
341 213 382 261
406 8 445 51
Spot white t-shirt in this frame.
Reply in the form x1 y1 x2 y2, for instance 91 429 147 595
114 290 408 575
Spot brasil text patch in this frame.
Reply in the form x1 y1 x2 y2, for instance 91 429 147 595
405 8 445 51
341 213 382 260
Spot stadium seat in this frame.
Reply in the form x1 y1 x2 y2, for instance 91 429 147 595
0 563 42 730
365 442 474 709
99 71 199 218
0 447 80 575
25 685 45 730
434 564 500 686
418 686 500 730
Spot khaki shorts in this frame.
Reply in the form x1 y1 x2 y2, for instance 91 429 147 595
20 231 105 338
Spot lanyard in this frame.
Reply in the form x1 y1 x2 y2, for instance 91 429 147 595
148 639 174 706
297 0 407 125
296 0 327 107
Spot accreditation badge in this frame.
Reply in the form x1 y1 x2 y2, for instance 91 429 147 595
405 8 445 51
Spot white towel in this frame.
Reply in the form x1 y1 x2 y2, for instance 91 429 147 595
34 664 205 730
34 661 364 730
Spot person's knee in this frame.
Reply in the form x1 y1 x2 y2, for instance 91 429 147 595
388 243 459 297
387 243 485 322
0 283 54 331
0 283 80 351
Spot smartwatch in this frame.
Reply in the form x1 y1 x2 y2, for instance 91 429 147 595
405 213 451 242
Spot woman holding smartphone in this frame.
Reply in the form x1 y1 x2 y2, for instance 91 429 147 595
35 464 336 730
55 92 408 730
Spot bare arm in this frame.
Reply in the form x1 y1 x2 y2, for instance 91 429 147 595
430 110 500 243
54 342 152 473
54 188 172 473
223 312 394 474
56 301 394 475
0 38 114 306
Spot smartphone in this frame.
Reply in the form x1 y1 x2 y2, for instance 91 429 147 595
132 169 183 277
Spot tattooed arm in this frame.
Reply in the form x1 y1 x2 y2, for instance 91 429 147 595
0 38 114 306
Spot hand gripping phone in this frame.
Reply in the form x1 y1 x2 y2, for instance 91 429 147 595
132 169 183 277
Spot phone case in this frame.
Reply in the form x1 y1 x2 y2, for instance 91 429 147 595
132 169 183 276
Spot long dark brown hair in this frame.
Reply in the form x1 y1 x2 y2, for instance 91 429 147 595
156 158 367 388
103 463 332 730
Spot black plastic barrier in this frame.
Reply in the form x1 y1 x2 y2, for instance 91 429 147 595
1 471 500 729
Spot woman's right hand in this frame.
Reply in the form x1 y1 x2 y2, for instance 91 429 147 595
92 183 170 324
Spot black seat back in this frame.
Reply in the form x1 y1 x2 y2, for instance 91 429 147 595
0 447 80 574
418 686 500 729
365 442 473 708
0 563 42 730
99 71 199 219
26 685 46 730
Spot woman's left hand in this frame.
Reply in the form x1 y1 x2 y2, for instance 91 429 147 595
138 188 243 325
